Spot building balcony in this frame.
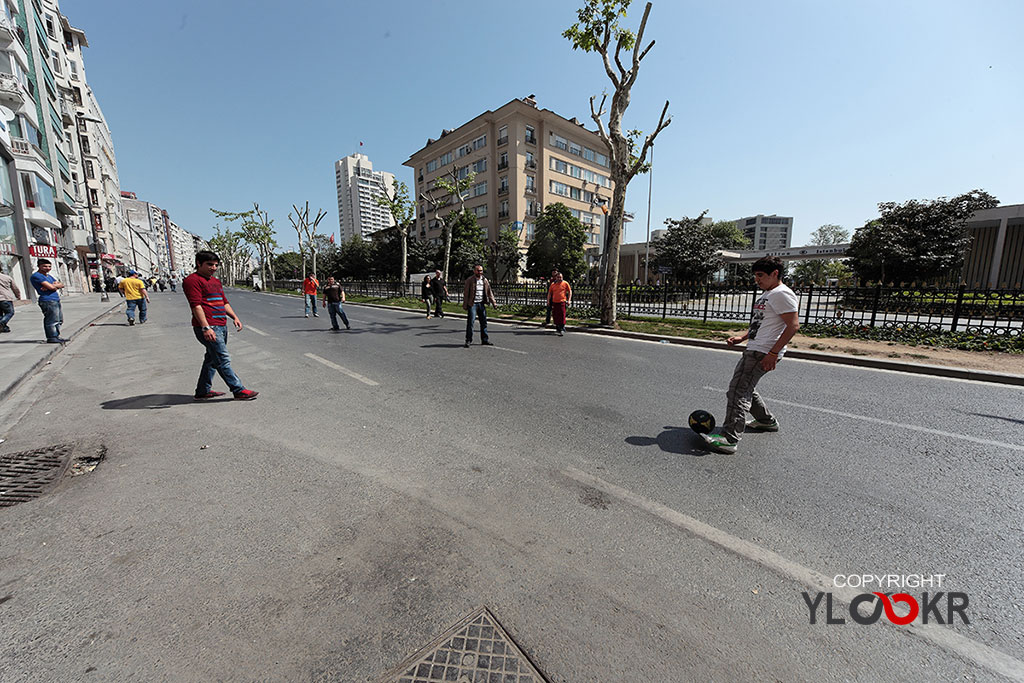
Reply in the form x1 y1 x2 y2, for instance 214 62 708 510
0 73 26 106
11 137 46 164
58 97 74 125
524 186 536 195
497 161 508 170
0 14 19 47
497 186 509 196
525 159 537 169
526 208 540 218
525 135 537 145
497 135 508 146
497 210 509 219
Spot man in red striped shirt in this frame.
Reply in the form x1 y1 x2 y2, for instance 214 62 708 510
182 251 258 401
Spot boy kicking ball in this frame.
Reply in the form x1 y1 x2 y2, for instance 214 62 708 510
702 256 800 454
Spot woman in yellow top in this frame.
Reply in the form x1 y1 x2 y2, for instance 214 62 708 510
547 270 572 336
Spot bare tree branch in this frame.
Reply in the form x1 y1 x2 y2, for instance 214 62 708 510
598 24 620 89
628 100 671 180
637 39 655 64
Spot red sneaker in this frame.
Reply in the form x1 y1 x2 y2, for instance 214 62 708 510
233 389 259 401
194 391 226 401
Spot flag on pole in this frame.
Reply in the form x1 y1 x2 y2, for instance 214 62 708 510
329 233 335 244
359 141 363 147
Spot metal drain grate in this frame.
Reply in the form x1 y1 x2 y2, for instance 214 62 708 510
379 606 547 683
0 444 74 507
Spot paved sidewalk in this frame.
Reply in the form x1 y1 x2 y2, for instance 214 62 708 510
0 293 122 400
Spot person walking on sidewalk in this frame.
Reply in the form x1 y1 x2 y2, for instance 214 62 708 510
29 259 68 343
169 275 177 292
421 275 433 318
183 251 258 401
701 256 799 455
430 269 448 319
541 268 557 327
547 270 572 336
0 262 21 333
322 276 350 331
118 270 150 326
462 264 497 348
303 274 320 318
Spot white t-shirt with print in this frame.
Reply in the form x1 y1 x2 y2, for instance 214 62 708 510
747 283 799 357
474 279 484 303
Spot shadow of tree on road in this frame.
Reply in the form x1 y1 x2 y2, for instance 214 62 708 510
626 426 707 457
101 394 228 410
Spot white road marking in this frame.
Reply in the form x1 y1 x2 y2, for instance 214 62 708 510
246 326 269 336
701 386 1024 452
267 302 283 307
485 345 527 355
562 466 1024 682
304 353 379 386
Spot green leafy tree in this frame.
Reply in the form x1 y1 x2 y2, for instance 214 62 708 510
489 224 524 282
448 211 487 281
369 228 401 278
525 203 588 281
338 235 372 280
207 225 247 285
792 224 850 285
419 166 476 279
565 0 671 325
376 178 416 283
407 236 438 274
847 190 998 283
272 251 303 280
710 220 750 250
211 204 278 286
650 211 722 282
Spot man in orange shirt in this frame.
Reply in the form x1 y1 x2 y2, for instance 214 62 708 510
547 270 572 336
302 274 319 318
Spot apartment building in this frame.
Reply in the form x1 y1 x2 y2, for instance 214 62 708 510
0 0 128 297
735 214 793 251
404 96 615 272
122 193 173 275
335 153 396 241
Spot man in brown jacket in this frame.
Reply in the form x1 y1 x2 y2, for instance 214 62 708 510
462 264 497 348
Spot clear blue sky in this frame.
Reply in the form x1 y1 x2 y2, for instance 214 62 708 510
65 0 1024 248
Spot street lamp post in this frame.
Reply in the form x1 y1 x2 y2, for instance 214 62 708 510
644 144 654 284
76 112 108 302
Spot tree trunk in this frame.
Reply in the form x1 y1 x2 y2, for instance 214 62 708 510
312 249 318 279
442 223 452 281
400 225 408 291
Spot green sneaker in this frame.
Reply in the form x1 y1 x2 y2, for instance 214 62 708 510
701 433 738 454
746 417 779 432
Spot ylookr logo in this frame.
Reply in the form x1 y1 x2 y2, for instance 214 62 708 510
804 574 970 626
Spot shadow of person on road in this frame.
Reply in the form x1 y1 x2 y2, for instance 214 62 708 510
420 343 470 349
90 322 131 327
625 426 707 457
968 412 1024 426
101 394 228 410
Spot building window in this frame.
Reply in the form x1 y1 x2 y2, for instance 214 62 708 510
51 50 61 75
471 204 487 218
525 222 535 240
439 151 453 166
89 188 98 205
497 125 508 145
499 200 508 217
525 151 536 169
525 176 535 193
80 136 90 154
44 14 56 39
472 134 486 150
498 151 508 170
525 125 536 144
457 143 472 158
471 158 487 173
426 159 438 173
550 180 569 197
84 160 94 178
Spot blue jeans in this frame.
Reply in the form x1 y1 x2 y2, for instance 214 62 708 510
327 301 349 329
466 302 489 344
126 298 147 322
193 326 245 395
304 294 317 316
39 299 62 340
0 300 13 328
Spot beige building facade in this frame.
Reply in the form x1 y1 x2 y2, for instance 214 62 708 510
404 96 614 275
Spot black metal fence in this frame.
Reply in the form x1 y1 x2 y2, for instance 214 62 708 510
266 280 1024 337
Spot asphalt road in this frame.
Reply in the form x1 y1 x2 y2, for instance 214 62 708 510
1 288 1022 682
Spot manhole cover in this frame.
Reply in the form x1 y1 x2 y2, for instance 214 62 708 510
379 607 548 683
0 444 74 508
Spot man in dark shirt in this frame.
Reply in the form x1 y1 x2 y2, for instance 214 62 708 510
321 276 350 331
429 269 447 319
182 250 258 401
30 259 67 343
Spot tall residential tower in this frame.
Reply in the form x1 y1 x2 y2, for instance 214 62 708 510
335 153 395 241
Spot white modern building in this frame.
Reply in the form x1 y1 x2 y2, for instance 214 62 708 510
335 153 395 241
734 214 793 251
122 193 172 275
